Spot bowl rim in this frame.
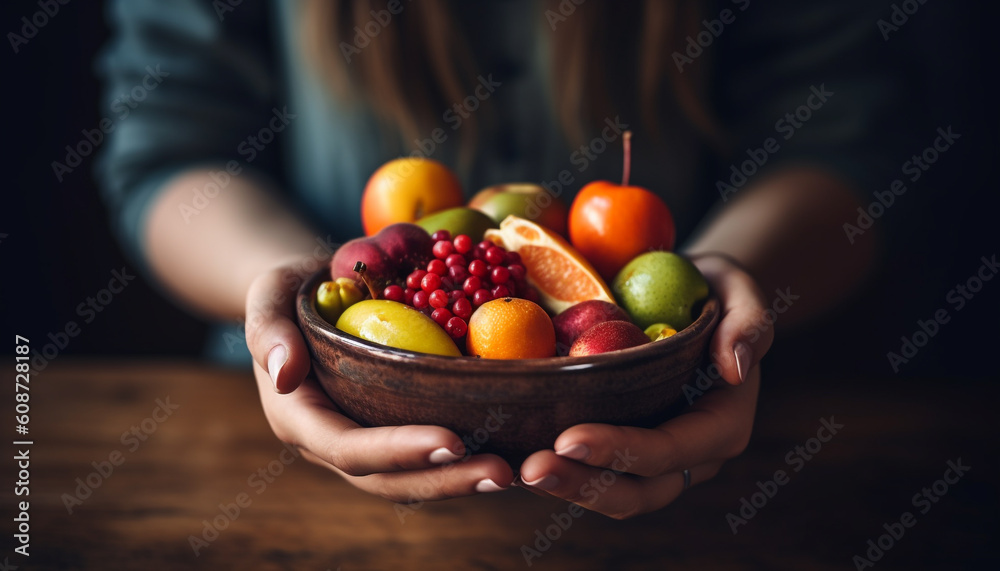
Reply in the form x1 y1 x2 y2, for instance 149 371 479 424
297 267 720 374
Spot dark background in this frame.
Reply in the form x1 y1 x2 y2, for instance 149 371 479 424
2 0 997 377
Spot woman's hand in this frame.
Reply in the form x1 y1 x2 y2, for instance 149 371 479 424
518 254 773 519
247 257 514 502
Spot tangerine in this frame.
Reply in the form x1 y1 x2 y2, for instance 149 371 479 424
466 297 556 359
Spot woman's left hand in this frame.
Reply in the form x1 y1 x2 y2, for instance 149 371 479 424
518 254 774 519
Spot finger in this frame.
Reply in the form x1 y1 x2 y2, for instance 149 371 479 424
246 262 314 393
548 366 760 477
352 453 515 503
693 256 774 386
256 372 470 476
519 450 722 519
300 447 513 502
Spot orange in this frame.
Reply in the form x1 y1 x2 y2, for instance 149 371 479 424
361 158 464 236
466 297 556 359
568 132 675 280
484 216 616 314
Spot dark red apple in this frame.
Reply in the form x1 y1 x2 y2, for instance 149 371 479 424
330 223 433 287
377 223 435 271
568 320 649 357
552 300 631 356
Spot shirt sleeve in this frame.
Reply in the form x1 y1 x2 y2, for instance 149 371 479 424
712 0 917 206
94 0 279 269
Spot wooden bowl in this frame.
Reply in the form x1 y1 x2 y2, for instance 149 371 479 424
297 269 720 466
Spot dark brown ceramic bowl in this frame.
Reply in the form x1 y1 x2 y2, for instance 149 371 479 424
297 268 720 466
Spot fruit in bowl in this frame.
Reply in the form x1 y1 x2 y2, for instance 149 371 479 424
469 183 569 237
569 132 676 281
568 320 650 357
362 158 464 235
414 207 497 241
297 267 720 466
551 300 631 355
329 223 434 288
613 251 709 330
336 299 461 357
295 155 717 465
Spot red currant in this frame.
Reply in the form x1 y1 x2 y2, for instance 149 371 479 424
468 259 488 277
452 297 472 319
448 289 466 303
490 265 510 284
432 240 454 259
446 316 468 338
431 230 451 242
431 307 453 327
463 276 482 295
383 285 404 302
420 272 441 293
404 287 416 305
412 290 429 309
472 289 491 306
445 253 466 268
485 246 506 265
406 270 427 290
427 259 447 276
506 251 521 265
491 284 510 299
453 234 473 254
429 289 449 309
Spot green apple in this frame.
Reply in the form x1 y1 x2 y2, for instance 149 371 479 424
469 183 568 236
415 207 497 241
335 300 461 356
612 252 708 330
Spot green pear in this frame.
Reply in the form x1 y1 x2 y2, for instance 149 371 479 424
415 207 497 241
335 300 461 356
612 252 708 330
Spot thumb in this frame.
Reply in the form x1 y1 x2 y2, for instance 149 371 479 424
246 262 314 394
691 255 774 386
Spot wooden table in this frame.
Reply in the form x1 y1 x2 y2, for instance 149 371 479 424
4 361 996 570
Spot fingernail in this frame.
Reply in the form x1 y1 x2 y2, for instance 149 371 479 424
267 345 288 391
428 447 464 464
555 443 590 461
474 479 507 493
733 342 752 384
521 475 559 491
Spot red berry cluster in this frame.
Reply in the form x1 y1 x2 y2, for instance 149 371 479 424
381 230 533 340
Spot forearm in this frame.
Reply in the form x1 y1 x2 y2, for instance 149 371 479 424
684 167 879 327
145 169 321 320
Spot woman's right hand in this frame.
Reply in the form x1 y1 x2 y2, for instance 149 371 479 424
245 257 514 502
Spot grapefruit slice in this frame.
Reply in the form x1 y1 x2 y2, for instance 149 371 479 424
485 216 616 314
